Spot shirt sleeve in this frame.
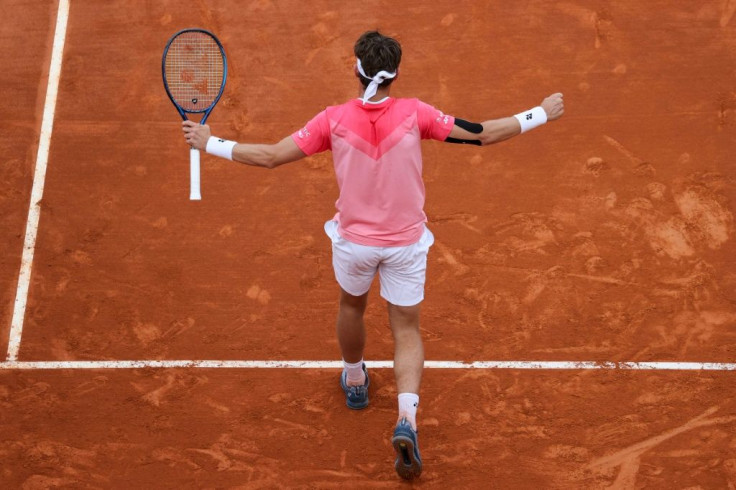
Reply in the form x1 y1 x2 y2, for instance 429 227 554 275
416 100 456 141
291 110 331 155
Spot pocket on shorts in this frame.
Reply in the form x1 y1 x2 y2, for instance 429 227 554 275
324 220 341 244
417 225 435 253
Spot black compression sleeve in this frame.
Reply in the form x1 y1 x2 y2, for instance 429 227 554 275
443 118 483 145
454 118 484 134
445 137 482 146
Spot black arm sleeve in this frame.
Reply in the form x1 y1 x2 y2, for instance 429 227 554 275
445 137 482 146
455 118 483 133
444 118 483 145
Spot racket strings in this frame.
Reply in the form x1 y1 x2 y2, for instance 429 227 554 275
165 32 224 111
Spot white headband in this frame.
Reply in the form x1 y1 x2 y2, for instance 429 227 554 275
356 58 396 105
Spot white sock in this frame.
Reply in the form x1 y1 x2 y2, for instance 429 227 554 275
398 393 419 425
343 359 365 386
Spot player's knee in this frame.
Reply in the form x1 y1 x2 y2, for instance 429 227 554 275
339 288 369 311
388 302 421 328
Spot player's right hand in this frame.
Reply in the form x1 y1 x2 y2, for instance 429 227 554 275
541 93 564 121
182 121 211 150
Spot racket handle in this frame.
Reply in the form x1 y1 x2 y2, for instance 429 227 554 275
189 148 202 200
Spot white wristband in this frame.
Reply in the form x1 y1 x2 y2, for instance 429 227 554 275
513 106 547 133
205 136 237 160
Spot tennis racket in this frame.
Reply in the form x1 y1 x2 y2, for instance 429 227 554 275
162 28 227 200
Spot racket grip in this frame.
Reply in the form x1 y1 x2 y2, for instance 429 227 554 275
189 148 202 200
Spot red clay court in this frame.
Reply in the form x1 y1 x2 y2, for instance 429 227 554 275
1 0 735 487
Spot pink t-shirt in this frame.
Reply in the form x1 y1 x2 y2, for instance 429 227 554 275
291 97 455 246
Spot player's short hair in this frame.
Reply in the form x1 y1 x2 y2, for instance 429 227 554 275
354 31 402 89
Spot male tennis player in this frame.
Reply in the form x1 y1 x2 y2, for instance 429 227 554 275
182 30 564 480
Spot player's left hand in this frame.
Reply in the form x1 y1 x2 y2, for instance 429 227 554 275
541 93 564 121
182 121 211 150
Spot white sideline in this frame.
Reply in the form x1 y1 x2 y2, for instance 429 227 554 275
6 0 70 361
0 360 734 371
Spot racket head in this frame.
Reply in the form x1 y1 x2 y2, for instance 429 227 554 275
162 28 227 122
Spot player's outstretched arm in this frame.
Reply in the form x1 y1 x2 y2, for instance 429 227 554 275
447 93 564 146
182 121 306 169
230 137 306 169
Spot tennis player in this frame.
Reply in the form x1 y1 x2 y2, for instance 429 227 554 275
182 30 564 480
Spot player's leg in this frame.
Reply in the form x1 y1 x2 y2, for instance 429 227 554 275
336 287 371 409
337 287 368 370
378 226 434 427
378 226 434 480
325 220 378 409
387 300 424 480
387 301 423 421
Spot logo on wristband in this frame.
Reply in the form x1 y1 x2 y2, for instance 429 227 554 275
526 114 533 120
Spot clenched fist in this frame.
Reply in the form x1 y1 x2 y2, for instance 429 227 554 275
541 93 564 121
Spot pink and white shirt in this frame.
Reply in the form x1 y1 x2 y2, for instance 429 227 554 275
291 97 455 247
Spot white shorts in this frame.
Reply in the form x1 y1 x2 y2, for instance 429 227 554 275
324 220 434 307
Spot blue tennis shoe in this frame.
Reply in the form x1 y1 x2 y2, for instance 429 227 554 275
339 363 370 409
392 417 422 480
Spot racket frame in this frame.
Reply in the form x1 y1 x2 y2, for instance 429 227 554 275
162 28 228 200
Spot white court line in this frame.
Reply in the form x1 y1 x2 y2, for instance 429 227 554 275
6 0 70 361
0 360 734 371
